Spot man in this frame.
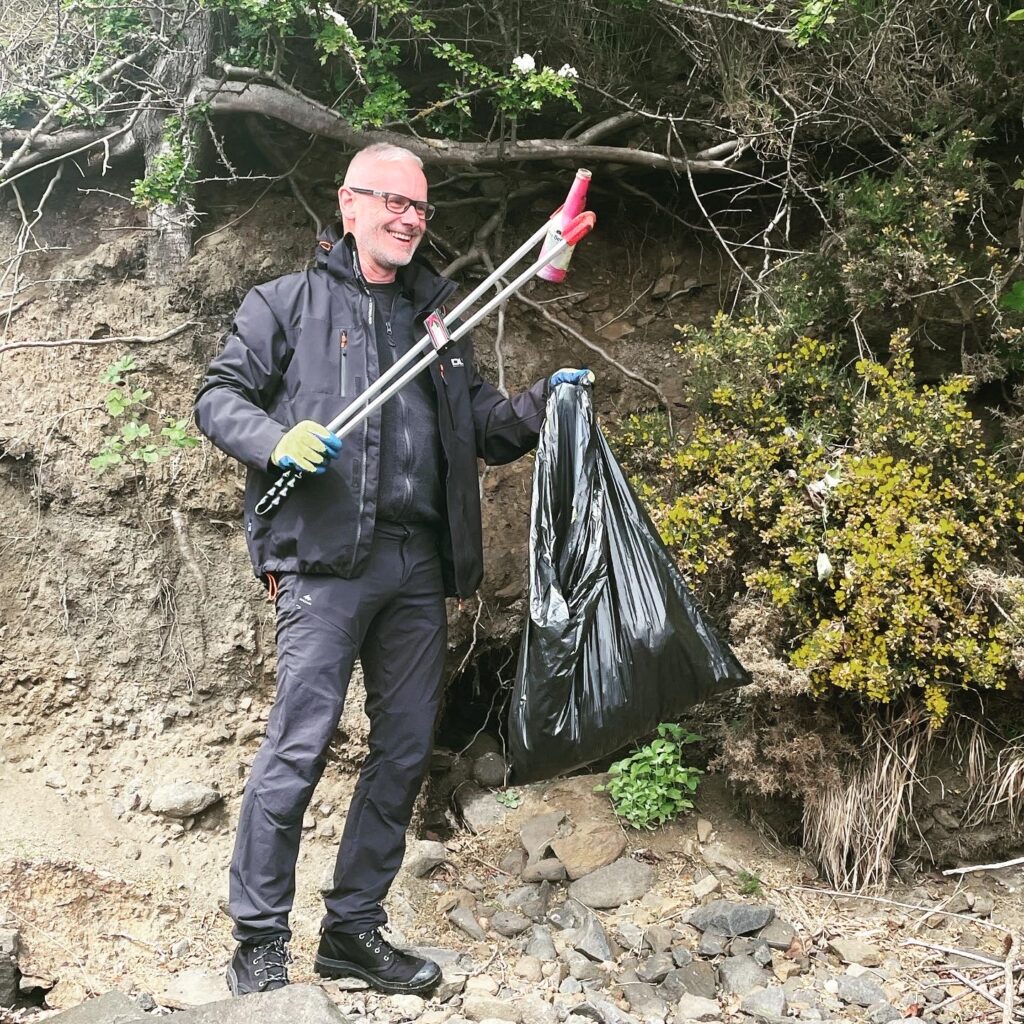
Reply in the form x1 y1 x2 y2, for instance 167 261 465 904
194 143 592 997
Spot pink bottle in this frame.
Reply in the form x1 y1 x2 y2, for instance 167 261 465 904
537 169 592 283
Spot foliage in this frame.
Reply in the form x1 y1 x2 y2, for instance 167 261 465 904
736 869 764 896
90 356 199 474
596 723 703 829
131 117 199 208
494 788 521 808
614 319 1024 726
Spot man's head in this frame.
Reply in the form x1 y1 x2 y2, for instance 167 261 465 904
339 144 430 283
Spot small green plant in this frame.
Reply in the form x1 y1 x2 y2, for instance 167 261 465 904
737 869 764 897
90 356 199 474
495 788 521 808
596 723 702 829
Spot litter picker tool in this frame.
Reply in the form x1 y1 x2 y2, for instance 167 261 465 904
255 189 596 518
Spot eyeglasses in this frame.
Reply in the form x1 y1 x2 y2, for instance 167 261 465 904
347 187 436 221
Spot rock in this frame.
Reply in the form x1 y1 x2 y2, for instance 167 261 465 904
837 974 887 1006
500 850 527 876
932 806 959 829
150 968 227 1009
148 782 221 819
560 976 583 995
758 919 797 950
520 811 570 862
567 859 657 909
700 844 744 876
548 900 587 930
564 949 605 982
463 994 520 1021
448 906 486 941
45 771 68 789
504 881 551 921
740 986 788 1020
637 952 675 984
523 858 567 883
970 891 995 917
472 752 507 787
687 900 775 937
435 965 468 1001
43 991 148 1022
172 984 348 1022
170 939 190 958
718 955 771 996
574 913 615 962
388 994 425 1016
403 839 447 878
622 982 668 1018
692 873 721 900
674 993 721 1022
551 821 627 880
660 963 717 1001
456 783 512 833
465 974 499 995
46 978 91 1010
652 272 677 299
866 1001 903 1023
490 911 531 937
671 945 693 967
644 925 674 953
698 930 728 956
0 930 18 957
597 321 634 342
526 925 558 961
696 818 714 843
514 955 544 983
830 938 882 967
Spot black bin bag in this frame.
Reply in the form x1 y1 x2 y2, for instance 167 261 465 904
508 384 751 783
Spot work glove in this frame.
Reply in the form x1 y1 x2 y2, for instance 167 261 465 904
271 420 342 474
550 367 595 387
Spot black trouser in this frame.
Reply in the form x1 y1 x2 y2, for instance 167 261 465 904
229 523 447 942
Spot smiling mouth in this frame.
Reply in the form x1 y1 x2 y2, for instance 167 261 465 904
387 229 418 244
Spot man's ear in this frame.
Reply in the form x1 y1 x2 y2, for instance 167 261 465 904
338 186 355 230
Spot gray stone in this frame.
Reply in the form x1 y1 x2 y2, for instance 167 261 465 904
149 782 221 818
837 974 887 1007
448 905 486 941
462 994 520 1021
552 821 628 881
622 982 668 1018
637 952 675 984
700 843 744 876
44 992 149 1023
718 954 771 996
169 985 348 1022
472 752 507 787
0 930 18 957
698 930 728 956
644 925 674 953
830 938 882 967
659 963 717 1001
564 949 606 982
740 986 788 1020
866 1002 903 1023
506 881 551 921
560 976 583 995
758 919 797 950
523 857 567 883
457 783 512 833
688 900 775 937
671 945 693 967
616 921 645 950
525 925 557 961
435 964 469 1001
491 911 531 937
0 961 17 1010
674 992 721 1021
574 913 614 962
692 873 721 900
548 900 587 930
652 273 677 300
520 810 569 862
402 839 447 878
568 859 657 909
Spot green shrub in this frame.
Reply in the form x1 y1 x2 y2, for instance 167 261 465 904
596 723 703 829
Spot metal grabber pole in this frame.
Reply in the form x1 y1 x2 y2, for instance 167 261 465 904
254 209 597 518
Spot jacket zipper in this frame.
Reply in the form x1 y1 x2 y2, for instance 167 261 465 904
339 329 348 396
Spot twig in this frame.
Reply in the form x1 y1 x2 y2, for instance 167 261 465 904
949 968 1006 1012
170 509 207 601
943 856 1024 876
902 940 1008 968
0 320 197 356
1004 930 1020 1024
513 292 674 435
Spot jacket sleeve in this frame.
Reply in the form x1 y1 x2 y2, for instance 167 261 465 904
194 287 291 472
463 336 550 466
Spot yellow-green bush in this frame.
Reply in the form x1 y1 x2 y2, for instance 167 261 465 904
615 319 1024 724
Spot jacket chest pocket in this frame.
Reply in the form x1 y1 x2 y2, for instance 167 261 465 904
286 317 359 396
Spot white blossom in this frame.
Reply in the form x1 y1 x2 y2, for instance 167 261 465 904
511 53 536 74
324 8 350 27
556 63 578 79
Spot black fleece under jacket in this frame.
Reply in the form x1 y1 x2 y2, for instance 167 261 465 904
194 224 549 598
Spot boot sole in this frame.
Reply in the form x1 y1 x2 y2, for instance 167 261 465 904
314 953 440 994
225 965 240 997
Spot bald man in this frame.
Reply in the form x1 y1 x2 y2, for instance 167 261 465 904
195 143 591 997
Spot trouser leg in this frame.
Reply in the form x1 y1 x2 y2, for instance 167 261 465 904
323 527 447 933
229 572 375 942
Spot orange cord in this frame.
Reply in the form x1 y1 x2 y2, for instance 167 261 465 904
265 571 279 603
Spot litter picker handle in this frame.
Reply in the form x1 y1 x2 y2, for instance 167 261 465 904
254 209 597 519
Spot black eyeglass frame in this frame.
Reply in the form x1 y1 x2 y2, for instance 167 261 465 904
346 187 436 221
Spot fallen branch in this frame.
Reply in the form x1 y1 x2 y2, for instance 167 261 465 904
902 940 1010 969
943 856 1024 876
0 320 198 356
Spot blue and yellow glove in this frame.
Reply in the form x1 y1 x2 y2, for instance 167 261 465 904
550 367 595 387
271 420 342 474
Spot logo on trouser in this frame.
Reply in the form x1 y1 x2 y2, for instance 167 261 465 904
300 594 313 606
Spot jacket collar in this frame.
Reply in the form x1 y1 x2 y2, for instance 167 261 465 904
315 222 457 316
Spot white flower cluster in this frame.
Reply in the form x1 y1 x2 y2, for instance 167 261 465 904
511 53 536 74
324 7 351 28
556 64 578 79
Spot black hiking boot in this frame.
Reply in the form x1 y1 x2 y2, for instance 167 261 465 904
225 935 291 996
314 927 441 994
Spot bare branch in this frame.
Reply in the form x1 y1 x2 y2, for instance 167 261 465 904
0 319 198 357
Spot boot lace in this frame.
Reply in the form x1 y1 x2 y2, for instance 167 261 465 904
252 936 291 989
357 928 394 964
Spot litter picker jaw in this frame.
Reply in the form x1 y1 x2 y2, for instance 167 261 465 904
253 204 597 519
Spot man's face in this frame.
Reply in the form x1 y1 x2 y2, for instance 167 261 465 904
339 158 429 283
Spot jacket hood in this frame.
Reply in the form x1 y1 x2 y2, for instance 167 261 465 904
314 221 456 316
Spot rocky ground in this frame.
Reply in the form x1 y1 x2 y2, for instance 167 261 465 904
1 765 1022 1024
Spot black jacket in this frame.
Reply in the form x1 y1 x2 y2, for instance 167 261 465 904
194 225 549 598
